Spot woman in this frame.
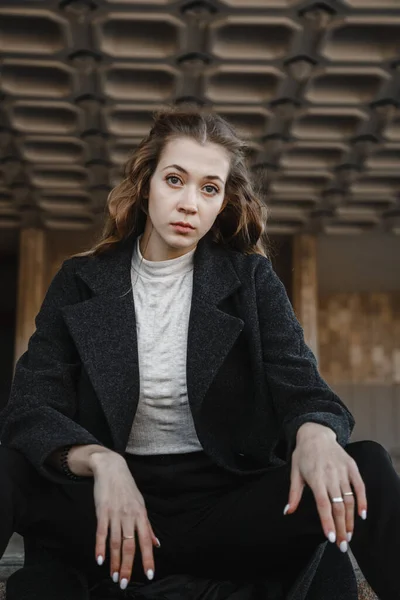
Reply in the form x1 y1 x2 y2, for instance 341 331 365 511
0 107 398 600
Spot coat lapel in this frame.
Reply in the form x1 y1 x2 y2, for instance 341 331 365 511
62 231 244 452
186 235 245 419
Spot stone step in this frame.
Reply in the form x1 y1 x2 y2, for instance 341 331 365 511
0 535 23 581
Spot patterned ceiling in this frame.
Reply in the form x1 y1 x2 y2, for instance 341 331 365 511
0 0 400 237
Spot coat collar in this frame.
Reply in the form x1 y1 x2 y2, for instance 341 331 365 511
62 231 245 453
74 229 241 307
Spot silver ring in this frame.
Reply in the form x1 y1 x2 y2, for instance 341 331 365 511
122 535 134 540
331 496 344 503
343 492 354 496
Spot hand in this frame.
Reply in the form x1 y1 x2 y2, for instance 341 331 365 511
90 451 160 589
284 423 367 552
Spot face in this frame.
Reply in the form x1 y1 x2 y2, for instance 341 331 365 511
140 136 230 261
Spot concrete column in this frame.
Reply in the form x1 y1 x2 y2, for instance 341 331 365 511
292 234 319 360
14 227 47 365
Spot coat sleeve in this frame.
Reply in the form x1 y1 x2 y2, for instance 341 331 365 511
0 261 104 483
254 256 355 458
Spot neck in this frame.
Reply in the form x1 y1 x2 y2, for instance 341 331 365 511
139 231 197 261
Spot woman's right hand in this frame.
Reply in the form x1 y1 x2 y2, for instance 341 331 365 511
89 450 160 589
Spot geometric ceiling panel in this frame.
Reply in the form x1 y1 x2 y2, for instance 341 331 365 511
105 0 175 3
343 0 399 6
29 166 88 189
0 0 399 236
205 67 283 104
8 102 82 134
271 172 333 194
365 145 400 169
19 137 86 163
210 18 299 60
102 65 178 101
384 115 400 141
2 61 75 98
0 10 68 55
222 1 302 6
216 108 271 139
321 19 400 62
291 109 368 140
105 106 161 136
37 193 91 213
305 68 389 105
279 143 348 169
96 14 184 58
108 139 140 165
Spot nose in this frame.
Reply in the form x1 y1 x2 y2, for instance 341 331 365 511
178 185 198 213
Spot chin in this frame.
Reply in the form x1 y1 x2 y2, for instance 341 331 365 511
167 230 198 242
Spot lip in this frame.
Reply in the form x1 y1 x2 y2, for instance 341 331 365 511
171 222 195 230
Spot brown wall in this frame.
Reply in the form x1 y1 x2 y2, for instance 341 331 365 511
319 292 400 385
319 292 400 453
317 233 400 463
317 233 400 295
45 228 101 289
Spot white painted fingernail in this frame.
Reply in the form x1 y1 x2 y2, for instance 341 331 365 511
155 537 161 548
283 504 290 516
97 555 104 566
327 531 336 543
361 510 367 520
120 578 128 590
112 572 119 583
347 532 352 543
340 541 348 553
146 569 154 581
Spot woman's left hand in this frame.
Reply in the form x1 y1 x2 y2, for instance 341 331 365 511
284 422 367 552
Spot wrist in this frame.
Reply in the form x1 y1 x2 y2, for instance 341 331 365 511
296 422 337 445
67 444 111 477
88 448 125 476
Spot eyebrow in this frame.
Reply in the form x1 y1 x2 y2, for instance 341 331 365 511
162 164 225 185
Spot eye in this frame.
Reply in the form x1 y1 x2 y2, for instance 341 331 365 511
203 184 219 195
166 175 182 186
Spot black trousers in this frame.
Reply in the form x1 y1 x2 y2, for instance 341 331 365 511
0 440 398 599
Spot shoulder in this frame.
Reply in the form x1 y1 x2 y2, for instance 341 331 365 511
43 255 94 307
61 254 93 276
223 245 274 282
224 247 290 310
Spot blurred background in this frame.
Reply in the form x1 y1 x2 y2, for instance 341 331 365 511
1 0 400 489
0 0 400 589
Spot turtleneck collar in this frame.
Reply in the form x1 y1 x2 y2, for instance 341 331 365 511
131 233 196 280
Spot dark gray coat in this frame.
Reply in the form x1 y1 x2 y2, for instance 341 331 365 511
0 231 357 600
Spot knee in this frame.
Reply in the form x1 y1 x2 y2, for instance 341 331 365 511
0 445 33 484
345 440 393 485
346 439 391 462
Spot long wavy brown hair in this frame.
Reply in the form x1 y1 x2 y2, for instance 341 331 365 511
76 106 269 258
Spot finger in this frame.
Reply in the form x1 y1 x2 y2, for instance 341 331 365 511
285 464 305 515
149 525 161 548
109 518 122 583
348 459 368 520
342 486 356 543
137 518 155 580
312 485 337 544
119 529 136 590
95 510 109 566
329 485 348 552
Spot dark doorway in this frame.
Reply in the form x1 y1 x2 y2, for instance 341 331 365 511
0 230 18 410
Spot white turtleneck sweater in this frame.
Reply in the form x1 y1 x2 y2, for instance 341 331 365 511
125 234 204 455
